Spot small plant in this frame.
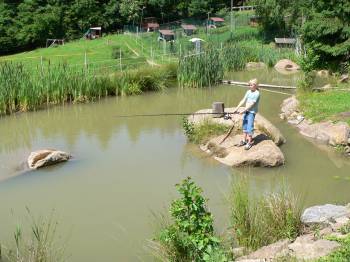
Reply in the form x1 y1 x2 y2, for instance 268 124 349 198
153 177 228 261
340 222 350 235
182 117 195 140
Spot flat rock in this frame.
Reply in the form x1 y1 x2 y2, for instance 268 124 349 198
317 70 330 77
288 235 340 260
28 149 71 169
339 74 349 83
189 107 286 146
202 134 285 167
240 239 290 260
301 204 350 225
274 59 300 72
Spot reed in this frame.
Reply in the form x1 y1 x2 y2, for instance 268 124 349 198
178 46 224 88
0 62 176 115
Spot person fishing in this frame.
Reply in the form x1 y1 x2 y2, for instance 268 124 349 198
232 79 260 150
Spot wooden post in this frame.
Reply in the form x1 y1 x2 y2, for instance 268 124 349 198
212 102 225 118
151 46 154 67
40 56 43 74
84 52 87 70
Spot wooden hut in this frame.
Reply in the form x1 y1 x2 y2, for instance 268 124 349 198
142 17 160 32
274 38 296 48
84 27 102 40
158 30 175 42
208 17 225 28
181 24 197 36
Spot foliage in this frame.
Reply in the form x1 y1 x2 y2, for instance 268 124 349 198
182 118 229 144
254 0 350 71
0 208 65 262
155 177 228 262
230 178 302 251
318 234 350 262
298 90 350 123
0 0 235 55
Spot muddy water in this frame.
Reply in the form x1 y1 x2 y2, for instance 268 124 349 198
0 69 349 261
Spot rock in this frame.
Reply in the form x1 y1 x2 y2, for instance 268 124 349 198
318 84 333 91
301 204 350 225
298 121 350 146
241 239 290 260
288 235 340 260
27 149 71 169
202 134 285 167
274 59 300 72
232 247 245 257
345 146 350 154
331 216 350 231
246 62 267 70
280 96 299 120
236 259 265 262
189 107 286 146
339 74 349 83
317 70 330 77
348 138 350 144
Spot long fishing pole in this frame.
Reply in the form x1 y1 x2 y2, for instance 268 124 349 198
114 112 237 118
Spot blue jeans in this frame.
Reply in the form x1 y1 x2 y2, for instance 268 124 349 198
242 112 256 135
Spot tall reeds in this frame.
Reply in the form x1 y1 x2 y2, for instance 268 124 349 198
178 46 224 88
0 62 176 115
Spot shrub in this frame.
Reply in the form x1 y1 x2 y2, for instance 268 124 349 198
153 177 228 262
230 178 302 251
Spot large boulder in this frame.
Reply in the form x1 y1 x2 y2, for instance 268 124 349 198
301 204 350 225
189 107 286 146
201 134 285 167
280 96 300 120
274 59 300 71
28 149 71 169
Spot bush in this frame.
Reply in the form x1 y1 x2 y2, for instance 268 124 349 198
153 177 228 262
230 178 302 251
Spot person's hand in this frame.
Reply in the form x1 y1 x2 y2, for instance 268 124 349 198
239 110 246 115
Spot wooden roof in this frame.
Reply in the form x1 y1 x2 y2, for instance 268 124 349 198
210 17 224 22
159 30 175 36
275 38 296 44
181 24 197 30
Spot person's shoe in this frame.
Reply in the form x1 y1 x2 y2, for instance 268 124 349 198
235 140 247 147
244 142 253 150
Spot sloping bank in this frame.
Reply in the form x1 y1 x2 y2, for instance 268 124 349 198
183 107 286 167
280 95 350 155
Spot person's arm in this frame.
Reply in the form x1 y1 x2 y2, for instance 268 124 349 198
233 93 248 113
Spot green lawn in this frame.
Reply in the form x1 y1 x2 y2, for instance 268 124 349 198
299 90 350 124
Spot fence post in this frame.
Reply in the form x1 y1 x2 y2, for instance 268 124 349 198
84 52 87 70
119 49 122 71
151 46 154 67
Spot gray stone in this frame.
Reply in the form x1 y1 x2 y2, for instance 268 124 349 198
246 62 267 70
301 204 350 225
317 70 330 77
28 149 71 169
280 96 299 120
236 259 265 262
339 74 349 83
274 59 300 71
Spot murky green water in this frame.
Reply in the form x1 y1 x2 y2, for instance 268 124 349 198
0 69 349 261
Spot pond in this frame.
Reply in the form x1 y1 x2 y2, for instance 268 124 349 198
0 68 349 261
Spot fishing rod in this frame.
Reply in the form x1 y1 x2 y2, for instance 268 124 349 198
115 112 238 118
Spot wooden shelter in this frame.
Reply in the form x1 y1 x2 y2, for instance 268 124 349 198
158 30 175 42
274 38 296 48
84 27 102 40
208 17 225 28
142 17 160 32
181 24 197 36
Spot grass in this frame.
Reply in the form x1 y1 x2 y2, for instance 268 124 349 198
318 234 350 262
0 209 65 262
298 90 350 124
182 118 229 144
229 178 303 251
